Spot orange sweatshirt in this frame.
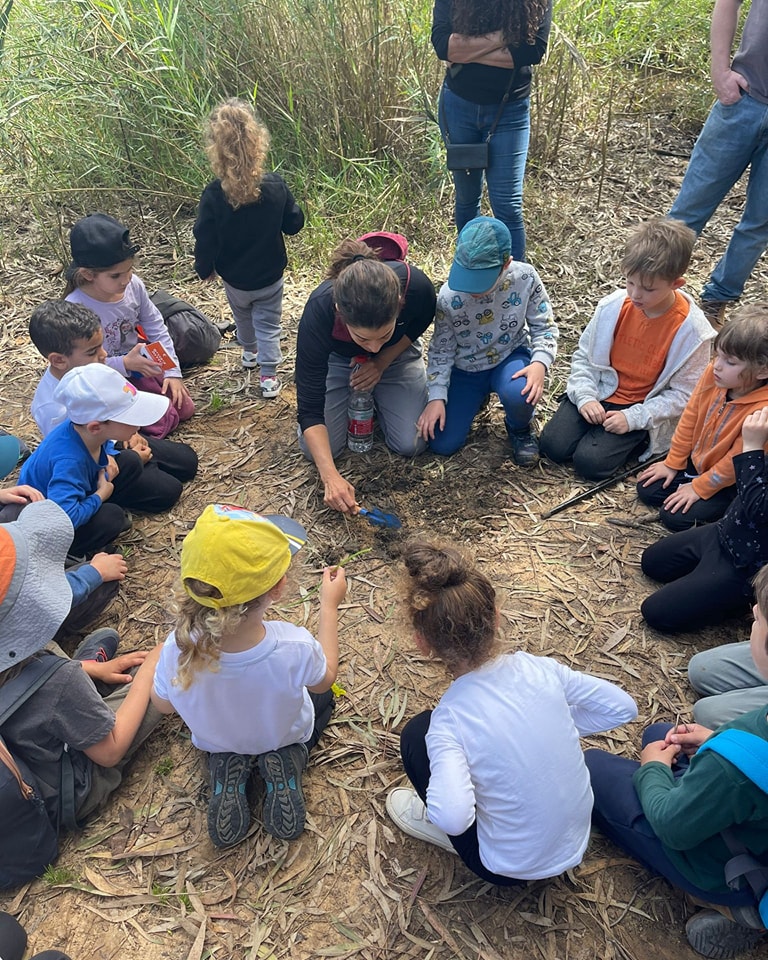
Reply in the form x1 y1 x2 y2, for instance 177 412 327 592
665 362 768 499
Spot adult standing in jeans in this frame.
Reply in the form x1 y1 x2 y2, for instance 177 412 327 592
668 0 768 329
431 0 552 262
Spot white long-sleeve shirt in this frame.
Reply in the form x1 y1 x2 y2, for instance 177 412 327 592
425 651 637 879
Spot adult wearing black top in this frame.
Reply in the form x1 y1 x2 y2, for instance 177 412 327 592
296 239 436 513
432 0 552 261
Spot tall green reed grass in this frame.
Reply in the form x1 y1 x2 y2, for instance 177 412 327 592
0 0 716 260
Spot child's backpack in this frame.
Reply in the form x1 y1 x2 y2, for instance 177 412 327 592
149 289 222 368
0 654 79 888
699 729 768 926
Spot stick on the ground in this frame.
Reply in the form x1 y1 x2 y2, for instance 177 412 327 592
541 453 667 520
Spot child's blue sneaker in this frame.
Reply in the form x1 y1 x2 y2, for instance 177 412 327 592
73 628 119 663
207 752 253 848
258 742 308 840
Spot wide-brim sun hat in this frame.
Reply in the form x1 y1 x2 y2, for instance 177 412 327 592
0 500 74 671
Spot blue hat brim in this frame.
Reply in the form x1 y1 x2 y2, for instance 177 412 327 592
263 515 308 554
448 261 502 295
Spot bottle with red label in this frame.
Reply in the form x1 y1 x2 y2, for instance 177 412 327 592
347 356 374 453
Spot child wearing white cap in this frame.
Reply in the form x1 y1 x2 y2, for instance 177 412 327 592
20 363 171 556
151 504 347 848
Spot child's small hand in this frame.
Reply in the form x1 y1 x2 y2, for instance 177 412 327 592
96 468 114 502
603 410 630 434
417 400 446 441
127 433 152 463
640 739 681 767
105 455 120 481
89 551 128 582
663 482 701 514
123 343 162 378
664 722 712 756
81 650 149 685
320 565 347 607
162 377 190 410
638 462 677 488
578 401 605 425
742 407 768 452
511 360 546 405
0 484 43 506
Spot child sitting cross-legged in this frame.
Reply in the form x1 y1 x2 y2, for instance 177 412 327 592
641 407 768 634
386 541 637 884
637 305 768 531
29 300 197 515
539 218 715 481
151 505 347 848
585 563 768 959
20 363 172 557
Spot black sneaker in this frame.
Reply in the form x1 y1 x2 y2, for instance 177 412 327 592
685 910 766 958
207 753 254 848
73 628 119 663
509 428 539 467
258 743 308 840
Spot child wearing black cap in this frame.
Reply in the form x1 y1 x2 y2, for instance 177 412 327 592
64 212 195 439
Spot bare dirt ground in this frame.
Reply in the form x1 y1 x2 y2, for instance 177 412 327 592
2 115 768 960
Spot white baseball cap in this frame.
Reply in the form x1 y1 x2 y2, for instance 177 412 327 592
53 363 170 427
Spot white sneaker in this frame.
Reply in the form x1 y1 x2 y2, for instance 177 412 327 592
242 350 259 368
260 375 281 399
385 787 456 853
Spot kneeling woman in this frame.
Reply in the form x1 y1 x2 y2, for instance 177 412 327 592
296 239 436 513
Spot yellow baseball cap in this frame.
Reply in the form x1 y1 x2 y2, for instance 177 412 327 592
181 504 307 609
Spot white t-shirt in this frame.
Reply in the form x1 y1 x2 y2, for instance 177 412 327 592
153 620 327 755
425 651 637 880
31 367 64 437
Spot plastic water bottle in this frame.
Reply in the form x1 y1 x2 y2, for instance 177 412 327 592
347 357 374 453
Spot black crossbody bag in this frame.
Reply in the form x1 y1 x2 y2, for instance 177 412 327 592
440 72 516 174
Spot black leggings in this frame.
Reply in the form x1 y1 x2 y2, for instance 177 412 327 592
640 523 752 633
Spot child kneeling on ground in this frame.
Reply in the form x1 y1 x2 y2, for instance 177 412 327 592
151 504 347 848
586 563 768 959
386 541 637 884
539 219 715 480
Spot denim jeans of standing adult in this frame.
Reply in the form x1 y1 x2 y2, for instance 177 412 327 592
439 84 531 262
669 93 768 302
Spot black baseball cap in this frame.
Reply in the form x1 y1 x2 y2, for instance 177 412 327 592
69 212 140 269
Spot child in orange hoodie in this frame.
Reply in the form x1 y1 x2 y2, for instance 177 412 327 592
637 305 768 531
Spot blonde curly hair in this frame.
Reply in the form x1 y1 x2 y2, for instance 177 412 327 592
171 578 250 690
204 98 270 209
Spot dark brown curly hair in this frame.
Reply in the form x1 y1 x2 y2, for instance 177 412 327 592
402 540 499 673
451 0 547 46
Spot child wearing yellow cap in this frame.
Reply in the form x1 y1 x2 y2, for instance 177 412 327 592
150 504 347 848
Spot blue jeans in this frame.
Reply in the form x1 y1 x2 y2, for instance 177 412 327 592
669 93 768 302
429 347 534 456
439 85 531 261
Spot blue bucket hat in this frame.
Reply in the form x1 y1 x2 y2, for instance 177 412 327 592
448 217 511 294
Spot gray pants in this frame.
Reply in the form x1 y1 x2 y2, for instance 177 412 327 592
688 641 768 728
299 343 428 459
223 277 284 374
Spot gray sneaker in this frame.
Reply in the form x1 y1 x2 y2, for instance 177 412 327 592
207 752 254 848
258 743 308 840
509 428 539 467
685 910 766 958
